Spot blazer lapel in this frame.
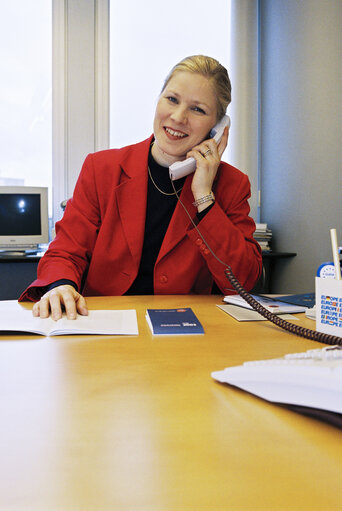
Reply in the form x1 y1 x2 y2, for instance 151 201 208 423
115 139 151 268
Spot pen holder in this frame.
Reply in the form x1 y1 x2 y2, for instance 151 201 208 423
316 277 342 337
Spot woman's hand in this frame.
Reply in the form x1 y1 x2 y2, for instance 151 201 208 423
32 285 88 321
187 126 229 207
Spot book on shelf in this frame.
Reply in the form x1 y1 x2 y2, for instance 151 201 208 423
146 307 204 335
253 223 273 252
255 223 268 230
257 240 271 251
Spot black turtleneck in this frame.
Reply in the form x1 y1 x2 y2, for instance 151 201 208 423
125 148 186 295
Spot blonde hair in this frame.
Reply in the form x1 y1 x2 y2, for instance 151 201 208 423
161 55 231 121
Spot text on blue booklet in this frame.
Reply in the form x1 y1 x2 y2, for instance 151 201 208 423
146 308 204 335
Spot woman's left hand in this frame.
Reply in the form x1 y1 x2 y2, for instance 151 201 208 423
187 126 229 203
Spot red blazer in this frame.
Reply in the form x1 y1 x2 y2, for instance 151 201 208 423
19 136 262 301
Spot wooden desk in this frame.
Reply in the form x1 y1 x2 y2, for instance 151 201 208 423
1 295 341 510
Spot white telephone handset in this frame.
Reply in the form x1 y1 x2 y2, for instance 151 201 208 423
169 114 231 181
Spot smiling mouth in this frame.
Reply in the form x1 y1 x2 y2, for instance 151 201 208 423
164 127 188 139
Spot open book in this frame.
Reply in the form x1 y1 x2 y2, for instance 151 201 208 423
0 301 138 336
212 347 342 425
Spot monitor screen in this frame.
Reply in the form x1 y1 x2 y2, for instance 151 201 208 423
0 194 41 236
0 186 49 251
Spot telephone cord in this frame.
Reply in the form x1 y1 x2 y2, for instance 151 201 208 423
171 180 342 346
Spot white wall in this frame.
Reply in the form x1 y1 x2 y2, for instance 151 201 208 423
52 0 109 223
260 0 342 292
229 0 259 221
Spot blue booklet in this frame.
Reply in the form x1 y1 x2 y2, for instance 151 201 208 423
146 308 204 335
275 293 315 308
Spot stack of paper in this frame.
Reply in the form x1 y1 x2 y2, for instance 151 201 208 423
223 294 307 314
212 347 342 425
253 223 273 252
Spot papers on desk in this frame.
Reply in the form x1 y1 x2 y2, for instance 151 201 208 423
212 347 342 420
217 304 298 322
0 301 138 336
223 294 307 314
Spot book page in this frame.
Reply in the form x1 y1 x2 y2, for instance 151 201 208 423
50 310 138 336
0 309 51 336
0 301 138 336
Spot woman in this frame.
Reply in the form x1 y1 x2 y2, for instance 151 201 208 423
19 55 262 319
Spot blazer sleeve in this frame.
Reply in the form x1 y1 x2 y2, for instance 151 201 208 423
186 168 262 294
19 154 101 301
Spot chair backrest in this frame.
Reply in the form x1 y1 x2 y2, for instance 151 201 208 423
60 199 68 211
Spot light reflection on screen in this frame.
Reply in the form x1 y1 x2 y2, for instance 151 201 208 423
0 194 41 235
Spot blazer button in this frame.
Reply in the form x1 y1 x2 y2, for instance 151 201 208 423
160 275 168 284
203 248 210 255
195 238 202 246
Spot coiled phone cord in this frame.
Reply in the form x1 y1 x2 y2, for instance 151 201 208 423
171 180 342 346
224 265 342 346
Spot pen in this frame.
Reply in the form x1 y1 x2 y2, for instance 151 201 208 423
330 228 341 280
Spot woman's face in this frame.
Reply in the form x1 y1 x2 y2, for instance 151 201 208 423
152 71 218 166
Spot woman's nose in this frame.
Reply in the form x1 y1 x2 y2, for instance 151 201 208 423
170 106 187 124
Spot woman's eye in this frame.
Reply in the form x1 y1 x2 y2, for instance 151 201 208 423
167 96 178 104
192 106 206 114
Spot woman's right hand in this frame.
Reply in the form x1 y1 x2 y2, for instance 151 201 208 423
32 285 88 321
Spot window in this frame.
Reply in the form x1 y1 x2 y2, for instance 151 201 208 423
109 0 231 149
0 1 52 213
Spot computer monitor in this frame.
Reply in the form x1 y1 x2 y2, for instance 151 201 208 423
0 186 49 253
